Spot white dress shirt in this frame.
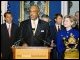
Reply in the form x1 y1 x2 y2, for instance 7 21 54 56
31 18 39 35
55 23 61 31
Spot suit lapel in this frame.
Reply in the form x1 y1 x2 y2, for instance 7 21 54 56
29 19 42 36
11 23 14 38
4 23 9 38
35 19 41 36
61 25 64 30
28 20 33 35
54 25 57 33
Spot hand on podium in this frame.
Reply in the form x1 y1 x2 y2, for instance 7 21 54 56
22 43 28 47
50 40 56 47
1 53 2 58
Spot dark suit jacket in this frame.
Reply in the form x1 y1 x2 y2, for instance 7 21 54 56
1 23 18 59
18 19 51 46
50 24 65 43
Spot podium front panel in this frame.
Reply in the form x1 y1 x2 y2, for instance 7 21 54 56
12 47 51 59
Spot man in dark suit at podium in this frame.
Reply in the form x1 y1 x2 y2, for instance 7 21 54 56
18 5 51 46
1 11 18 59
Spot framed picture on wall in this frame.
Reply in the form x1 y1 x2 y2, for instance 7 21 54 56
19 1 49 22
68 1 79 15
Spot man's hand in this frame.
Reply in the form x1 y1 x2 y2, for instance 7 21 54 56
22 43 28 47
1 53 2 58
50 40 56 47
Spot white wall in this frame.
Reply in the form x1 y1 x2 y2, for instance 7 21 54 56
61 1 68 25
69 1 79 15
1 1 8 24
61 1 68 17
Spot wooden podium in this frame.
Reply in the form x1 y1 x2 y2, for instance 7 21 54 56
12 46 51 59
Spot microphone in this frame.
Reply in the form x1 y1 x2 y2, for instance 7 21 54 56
42 40 51 46
13 24 23 47
13 39 22 46
43 27 51 46
42 27 55 47
42 40 56 47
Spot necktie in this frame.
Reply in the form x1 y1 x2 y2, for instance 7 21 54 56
33 21 36 35
58 25 60 32
8 24 11 37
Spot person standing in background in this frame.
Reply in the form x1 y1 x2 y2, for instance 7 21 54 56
1 11 18 59
41 14 51 23
73 11 79 30
50 14 65 59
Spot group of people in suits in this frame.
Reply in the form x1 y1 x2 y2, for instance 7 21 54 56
1 5 79 59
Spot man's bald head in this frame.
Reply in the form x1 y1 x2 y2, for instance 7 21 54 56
30 5 40 12
29 5 40 20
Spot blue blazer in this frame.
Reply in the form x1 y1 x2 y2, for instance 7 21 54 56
56 28 79 59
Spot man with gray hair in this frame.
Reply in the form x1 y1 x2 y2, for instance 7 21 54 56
18 5 51 46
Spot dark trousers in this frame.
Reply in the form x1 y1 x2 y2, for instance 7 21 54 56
1 49 13 59
58 52 64 59
50 47 58 59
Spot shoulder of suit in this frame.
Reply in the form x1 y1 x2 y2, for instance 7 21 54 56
12 22 16 25
21 19 30 24
1 23 7 30
20 19 30 26
72 29 79 34
39 19 49 25
12 23 18 28
58 29 66 34
20 19 49 25
1 23 6 27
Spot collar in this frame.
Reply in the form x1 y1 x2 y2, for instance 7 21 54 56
55 23 61 26
31 18 39 21
55 23 61 28
66 27 72 31
6 22 12 28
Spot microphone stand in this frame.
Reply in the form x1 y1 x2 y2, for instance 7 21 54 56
12 25 23 47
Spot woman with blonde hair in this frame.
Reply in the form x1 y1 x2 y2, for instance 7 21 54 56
56 15 79 59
